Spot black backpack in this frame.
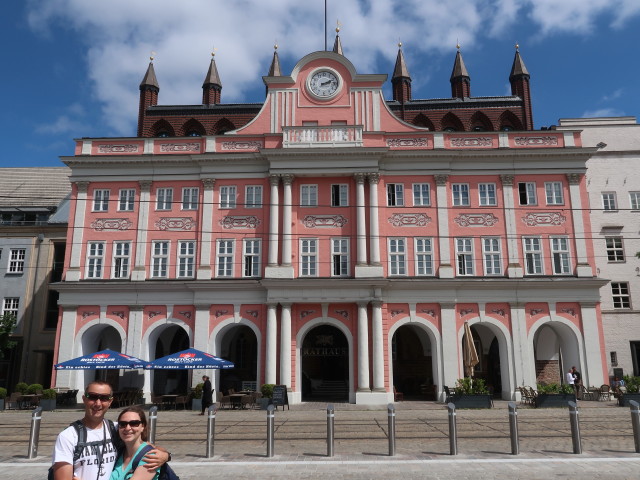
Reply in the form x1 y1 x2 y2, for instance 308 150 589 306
129 444 180 480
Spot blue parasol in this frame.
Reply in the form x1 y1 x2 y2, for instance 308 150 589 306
54 349 146 370
145 348 234 370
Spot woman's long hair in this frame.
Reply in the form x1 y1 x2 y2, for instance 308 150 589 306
118 406 149 442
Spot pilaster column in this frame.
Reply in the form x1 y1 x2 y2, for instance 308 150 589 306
566 173 592 276
132 180 152 281
197 179 215 279
368 173 381 266
281 175 294 266
357 302 370 391
500 175 523 277
371 301 385 391
268 175 280 266
265 303 278 384
53 306 78 388
125 306 144 359
279 303 292 389
355 173 368 265
66 182 89 281
434 175 453 278
509 303 535 391
578 302 605 386
439 302 458 391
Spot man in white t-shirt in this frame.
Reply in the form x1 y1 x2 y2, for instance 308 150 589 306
51 381 169 480
565 369 575 387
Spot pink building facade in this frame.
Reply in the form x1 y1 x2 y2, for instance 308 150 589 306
53 50 606 404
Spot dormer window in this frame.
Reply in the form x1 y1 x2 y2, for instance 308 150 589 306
157 131 170 138
186 131 201 137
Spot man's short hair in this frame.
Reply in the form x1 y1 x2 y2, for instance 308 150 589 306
85 380 113 396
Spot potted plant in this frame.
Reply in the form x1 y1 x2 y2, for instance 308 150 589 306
449 378 492 408
40 389 57 411
191 383 203 411
534 383 576 408
15 382 29 395
0 387 6 411
27 383 43 394
618 376 640 406
258 384 275 409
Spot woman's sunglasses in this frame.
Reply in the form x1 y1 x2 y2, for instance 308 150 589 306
118 420 143 428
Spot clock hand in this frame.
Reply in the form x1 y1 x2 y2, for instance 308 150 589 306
321 80 332 86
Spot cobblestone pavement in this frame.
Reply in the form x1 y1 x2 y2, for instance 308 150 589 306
2 400 640 479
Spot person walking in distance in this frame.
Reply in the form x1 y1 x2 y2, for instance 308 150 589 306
200 375 213 415
565 368 575 395
572 366 582 398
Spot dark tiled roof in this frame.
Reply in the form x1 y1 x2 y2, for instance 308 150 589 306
0 167 71 208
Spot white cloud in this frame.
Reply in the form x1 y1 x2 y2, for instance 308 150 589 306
581 108 626 118
601 89 623 102
35 115 84 135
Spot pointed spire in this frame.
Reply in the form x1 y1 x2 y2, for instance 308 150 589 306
202 50 222 105
509 43 530 80
392 42 412 108
450 44 470 81
509 43 533 130
268 44 282 76
450 43 471 98
138 54 159 137
332 21 343 55
392 43 411 79
140 54 159 90
203 51 222 88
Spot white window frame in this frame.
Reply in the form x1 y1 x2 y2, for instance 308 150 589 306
478 183 497 206
605 236 625 263
602 192 617 211
612 282 631 309
388 238 407 276
245 185 263 208
301 185 318 207
216 239 235 277
545 182 564 205
118 189 136 212
387 184 404 207
156 188 173 210
181 187 199 210
551 236 571 275
300 238 318 277
8 248 26 273
518 182 537 205
331 238 349 277
331 184 348 207
219 186 237 209
412 183 431 206
1 297 19 317
452 184 470 206
151 241 170 278
86 242 105 278
93 189 110 212
523 237 543 275
482 237 502 275
630 192 640 211
112 241 131 279
456 238 474 276
242 239 261 277
414 237 434 276
177 240 196 278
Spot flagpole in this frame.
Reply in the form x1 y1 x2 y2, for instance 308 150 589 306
324 0 327 51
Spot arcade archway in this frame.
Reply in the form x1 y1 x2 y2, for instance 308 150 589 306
151 325 189 395
391 325 435 400
218 325 258 393
81 324 122 388
301 325 349 402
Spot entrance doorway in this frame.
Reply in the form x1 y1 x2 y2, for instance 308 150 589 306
392 325 434 400
218 325 258 394
151 325 189 395
301 325 348 402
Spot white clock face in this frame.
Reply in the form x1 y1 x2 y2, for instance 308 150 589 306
309 70 339 98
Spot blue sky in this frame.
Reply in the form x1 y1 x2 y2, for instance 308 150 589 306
1 0 639 168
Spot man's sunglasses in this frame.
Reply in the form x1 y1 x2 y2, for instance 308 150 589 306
85 393 113 402
118 420 143 428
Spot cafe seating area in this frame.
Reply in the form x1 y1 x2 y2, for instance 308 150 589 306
217 388 262 410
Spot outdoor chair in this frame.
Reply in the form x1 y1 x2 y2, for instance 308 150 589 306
151 394 167 410
241 393 254 409
6 392 21 410
217 391 231 410
393 386 404 402
599 384 611 401
175 394 190 410
579 385 594 401
443 385 452 403
518 387 531 406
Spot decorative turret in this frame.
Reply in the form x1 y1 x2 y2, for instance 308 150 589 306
267 44 282 77
332 22 343 55
202 51 222 105
509 44 533 129
450 44 470 98
138 56 160 137
391 42 412 110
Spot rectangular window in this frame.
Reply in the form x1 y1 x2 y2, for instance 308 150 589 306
602 192 617 211
388 238 406 275
545 182 564 205
86 242 105 278
182 187 199 210
242 239 261 277
245 185 263 208
612 282 631 309
387 184 404 206
630 192 640 210
301 185 318 207
93 189 110 212
331 238 349 277
220 186 237 209
2 297 19 317
112 241 131 279
151 241 169 278
177 241 195 278
518 182 537 205
216 239 234 277
551 236 571 274
523 237 543 275
118 189 135 211
156 188 173 210
412 183 430 206
456 238 474 276
606 237 625 262
8 248 26 273
452 184 470 206
482 237 502 275
331 184 348 207
478 183 497 206
300 239 318 277
415 238 433 276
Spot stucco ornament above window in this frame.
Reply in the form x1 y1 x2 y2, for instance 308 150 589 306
454 213 499 227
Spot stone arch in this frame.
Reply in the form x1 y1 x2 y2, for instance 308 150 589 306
498 111 523 131
150 119 175 137
469 111 494 131
411 114 435 131
180 118 206 137
211 118 236 135
441 112 464 132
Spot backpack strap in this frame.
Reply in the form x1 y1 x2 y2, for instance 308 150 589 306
128 444 154 478
71 420 87 463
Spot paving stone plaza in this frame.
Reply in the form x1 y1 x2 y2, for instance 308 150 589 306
2 400 640 479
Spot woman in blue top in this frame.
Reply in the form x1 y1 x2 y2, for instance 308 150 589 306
110 406 159 480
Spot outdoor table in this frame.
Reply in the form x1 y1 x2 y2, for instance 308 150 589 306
230 393 247 409
18 394 39 409
162 394 178 410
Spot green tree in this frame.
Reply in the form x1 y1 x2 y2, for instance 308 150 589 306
0 312 18 359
